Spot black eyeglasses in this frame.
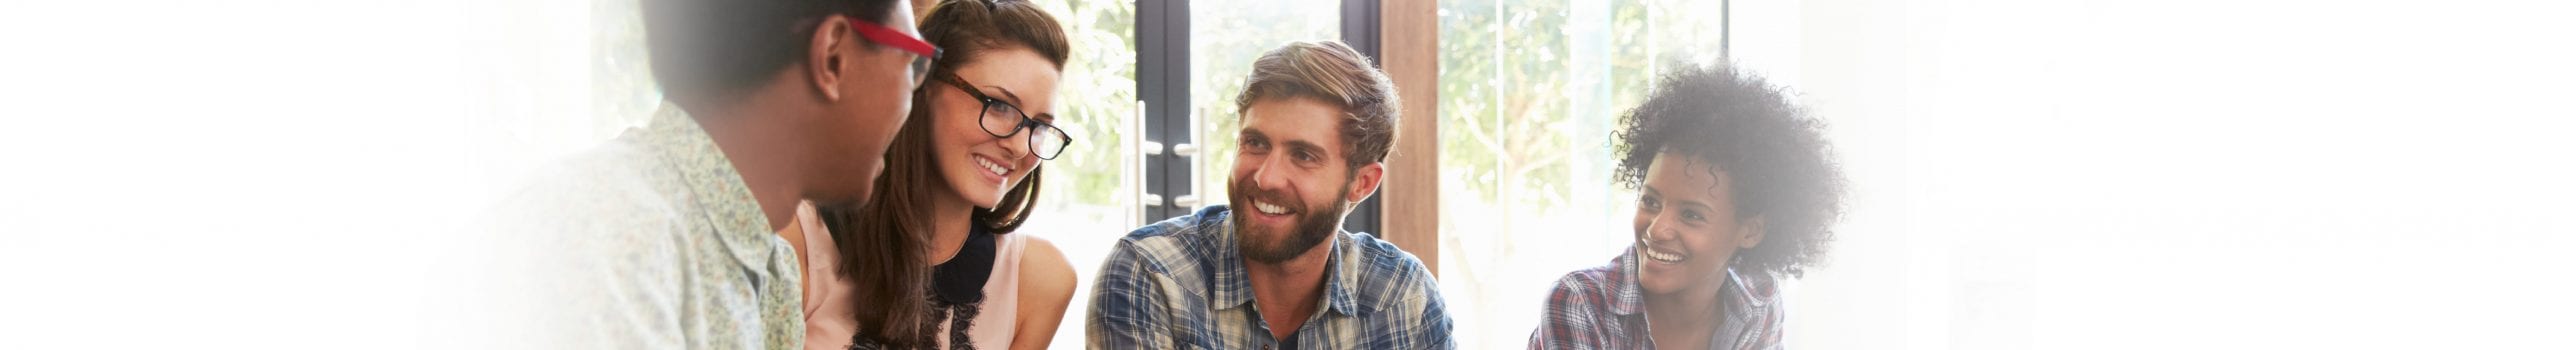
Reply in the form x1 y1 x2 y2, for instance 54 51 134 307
938 75 1073 160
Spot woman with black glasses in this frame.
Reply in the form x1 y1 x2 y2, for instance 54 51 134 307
776 0 1079 349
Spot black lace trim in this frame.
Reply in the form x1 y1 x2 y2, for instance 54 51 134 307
935 296 982 350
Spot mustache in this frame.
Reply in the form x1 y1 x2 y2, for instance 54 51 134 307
1231 181 1302 209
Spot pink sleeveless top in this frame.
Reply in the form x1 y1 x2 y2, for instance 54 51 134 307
797 203 1023 350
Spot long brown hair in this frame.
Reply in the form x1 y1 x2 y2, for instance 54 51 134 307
815 0 1071 347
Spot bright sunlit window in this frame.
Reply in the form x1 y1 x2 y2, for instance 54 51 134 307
1434 0 1727 346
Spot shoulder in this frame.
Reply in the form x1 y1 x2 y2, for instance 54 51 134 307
1341 232 1435 288
1334 233 1455 345
1542 263 1619 310
1119 205 1231 242
494 141 671 214
1015 234 1078 299
1336 232 1445 310
485 141 707 285
489 141 689 244
1106 205 1233 269
1550 259 1621 296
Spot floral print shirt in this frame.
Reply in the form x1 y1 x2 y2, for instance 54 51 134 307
492 102 804 350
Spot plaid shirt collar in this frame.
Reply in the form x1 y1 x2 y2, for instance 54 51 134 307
1597 247 1784 350
1203 210 1365 318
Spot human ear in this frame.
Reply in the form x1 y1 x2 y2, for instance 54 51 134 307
1738 216 1766 248
805 15 855 101
1347 162 1385 204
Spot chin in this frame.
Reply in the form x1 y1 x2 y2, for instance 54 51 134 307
1639 278 1691 296
1635 267 1691 295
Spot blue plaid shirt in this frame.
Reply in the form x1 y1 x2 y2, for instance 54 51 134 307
1085 205 1455 349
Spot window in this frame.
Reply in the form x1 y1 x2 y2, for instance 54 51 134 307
1022 0 1137 348
1436 0 1727 346
1180 0 1342 217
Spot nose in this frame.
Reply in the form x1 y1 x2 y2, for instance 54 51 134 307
1641 214 1677 244
1247 152 1288 193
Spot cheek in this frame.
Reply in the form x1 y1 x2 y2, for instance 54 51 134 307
1685 227 1717 248
931 103 984 148
1632 214 1651 238
1230 154 1259 179
1688 226 1732 261
1311 173 1349 200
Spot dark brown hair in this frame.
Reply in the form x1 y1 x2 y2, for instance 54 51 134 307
640 0 902 108
1234 40 1401 167
814 0 1070 347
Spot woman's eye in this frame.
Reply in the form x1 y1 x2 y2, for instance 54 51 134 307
987 100 1020 114
1681 210 1707 222
1639 197 1660 210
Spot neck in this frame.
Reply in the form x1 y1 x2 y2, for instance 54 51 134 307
927 189 976 265
1240 227 1337 338
690 99 805 232
1644 272 1727 348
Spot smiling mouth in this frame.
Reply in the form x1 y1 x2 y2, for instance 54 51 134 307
973 155 1013 177
1641 241 1690 263
1249 198 1296 216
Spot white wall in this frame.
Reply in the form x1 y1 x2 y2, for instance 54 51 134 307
1769 0 2560 348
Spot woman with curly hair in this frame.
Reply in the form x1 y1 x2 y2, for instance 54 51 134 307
1529 63 1846 350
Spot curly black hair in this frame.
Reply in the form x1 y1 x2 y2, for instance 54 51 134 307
1614 63 1845 278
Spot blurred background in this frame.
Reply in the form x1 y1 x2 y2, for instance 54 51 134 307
3 0 2555 348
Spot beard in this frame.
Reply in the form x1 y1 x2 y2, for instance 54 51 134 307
1232 179 1352 264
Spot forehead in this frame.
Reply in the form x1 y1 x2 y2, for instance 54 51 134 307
1644 152 1733 204
1239 97 1347 147
949 48 1062 113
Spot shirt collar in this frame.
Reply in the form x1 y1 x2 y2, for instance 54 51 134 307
1206 206 1363 317
1605 248 1649 316
636 102 778 279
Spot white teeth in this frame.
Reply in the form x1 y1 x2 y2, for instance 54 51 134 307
1643 245 1688 263
974 157 1012 176
1251 200 1292 215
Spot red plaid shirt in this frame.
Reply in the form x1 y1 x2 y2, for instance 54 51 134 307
1528 248 1783 350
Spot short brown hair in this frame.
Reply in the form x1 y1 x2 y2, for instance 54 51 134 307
1234 41 1400 166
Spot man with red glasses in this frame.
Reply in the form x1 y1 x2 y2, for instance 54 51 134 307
486 0 938 349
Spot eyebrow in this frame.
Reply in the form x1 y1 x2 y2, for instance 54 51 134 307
1678 199 1715 213
1643 184 1716 213
1283 140 1328 159
984 85 1055 121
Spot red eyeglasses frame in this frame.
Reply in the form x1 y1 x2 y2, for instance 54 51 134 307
848 19 940 60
